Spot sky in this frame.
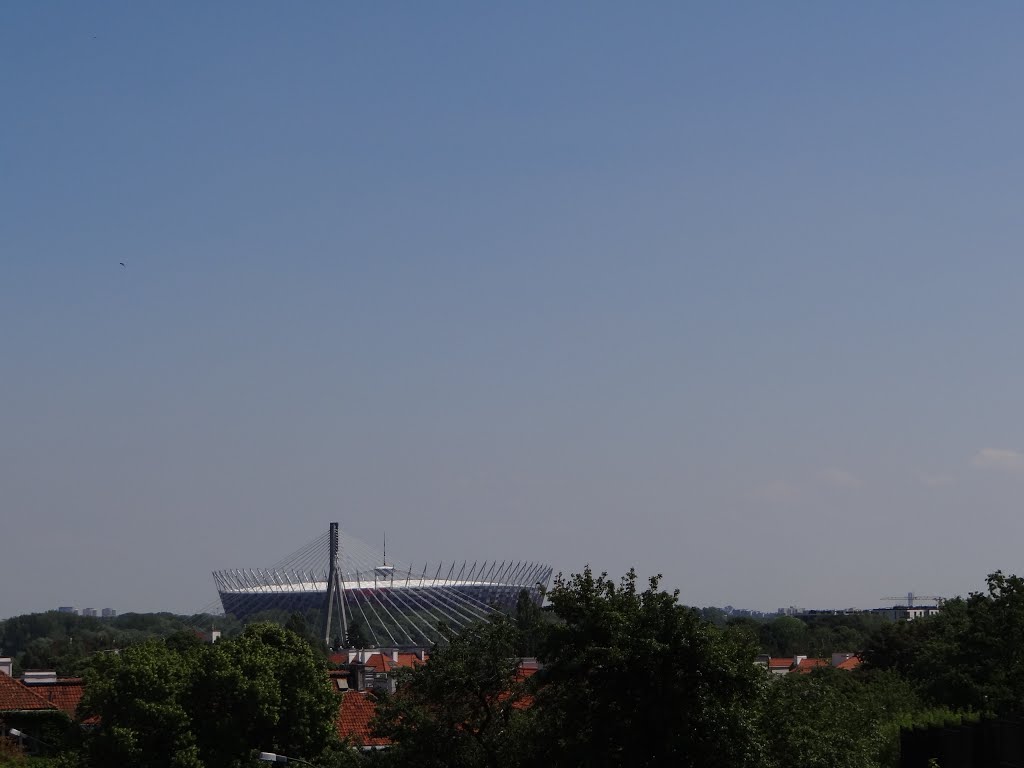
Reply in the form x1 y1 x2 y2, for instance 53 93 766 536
5 3 1024 618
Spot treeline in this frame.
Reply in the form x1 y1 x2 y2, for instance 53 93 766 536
0 612 237 677
0 601 885 680
367 569 944 768
367 569 1024 767
9 570 1024 767
699 608 892 657
0 608 335 678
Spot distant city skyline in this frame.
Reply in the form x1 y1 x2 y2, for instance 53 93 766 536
6 3 1024 618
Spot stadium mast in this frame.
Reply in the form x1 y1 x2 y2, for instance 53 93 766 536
323 522 348 647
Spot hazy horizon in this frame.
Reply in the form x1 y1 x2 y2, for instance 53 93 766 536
6 3 1024 619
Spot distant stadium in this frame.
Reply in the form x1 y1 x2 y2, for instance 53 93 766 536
212 523 552 647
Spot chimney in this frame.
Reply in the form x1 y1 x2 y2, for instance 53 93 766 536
348 662 366 692
0 659 12 677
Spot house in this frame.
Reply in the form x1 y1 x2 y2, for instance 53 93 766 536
0 674 57 716
329 650 430 696
756 653 861 676
19 676 86 719
791 658 830 674
832 653 862 671
334 657 538 749
336 691 390 750
755 656 800 675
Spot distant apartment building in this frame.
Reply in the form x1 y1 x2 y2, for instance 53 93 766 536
879 605 941 621
55 606 116 617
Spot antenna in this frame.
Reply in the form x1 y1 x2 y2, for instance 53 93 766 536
383 531 387 566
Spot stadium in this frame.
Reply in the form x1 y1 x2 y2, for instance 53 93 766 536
212 523 552 648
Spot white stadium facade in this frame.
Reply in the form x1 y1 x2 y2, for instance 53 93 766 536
213 523 552 648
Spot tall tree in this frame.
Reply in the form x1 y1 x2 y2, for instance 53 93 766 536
862 571 1024 713
761 667 922 768
79 640 203 768
533 567 767 768
78 623 340 768
345 621 369 650
371 618 532 768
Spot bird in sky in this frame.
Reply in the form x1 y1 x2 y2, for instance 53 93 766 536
119 262 125 268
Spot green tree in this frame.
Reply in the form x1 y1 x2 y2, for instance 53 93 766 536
761 667 923 768
532 567 767 768
513 589 546 657
862 571 1024 713
79 640 203 768
188 623 338 767
345 621 369 650
77 624 340 768
759 615 809 656
371 618 532 768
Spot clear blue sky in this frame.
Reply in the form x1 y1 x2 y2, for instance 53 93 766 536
4 2 1024 617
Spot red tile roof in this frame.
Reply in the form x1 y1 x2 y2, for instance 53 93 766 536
792 658 830 674
334 658 538 745
337 691 389 748
362 653 393 674
834 656 862 671
27 679 85 717
394 652 427 669
768 657 794 669
0 675 57 713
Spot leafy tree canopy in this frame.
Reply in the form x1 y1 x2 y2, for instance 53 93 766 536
371 618 531 768
863 571 1024 714
531 567 768 768
77 623 339 768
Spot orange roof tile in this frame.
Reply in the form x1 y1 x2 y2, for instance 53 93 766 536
361 653 394 673
27 679 85 717
0 675 57 713
337 691 389 748
768 657 794 669
792 658 830 674
835 656 862 671
394 652 427 669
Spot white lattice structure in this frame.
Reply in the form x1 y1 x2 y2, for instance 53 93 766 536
213 523 551 647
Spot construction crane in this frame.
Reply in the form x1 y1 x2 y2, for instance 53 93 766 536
881 592 944 607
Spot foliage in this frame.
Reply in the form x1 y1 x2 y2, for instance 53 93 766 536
512 589 548 658
0 611 241 678
755 613 890 658
196 622 338 764
0 736 28 767
0 711 80 763
78 639 202 768
77 623 339 768
531 567 768 768
761 667 925 768
345 620 370 650
371 617 532 768
862 571 1024 714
